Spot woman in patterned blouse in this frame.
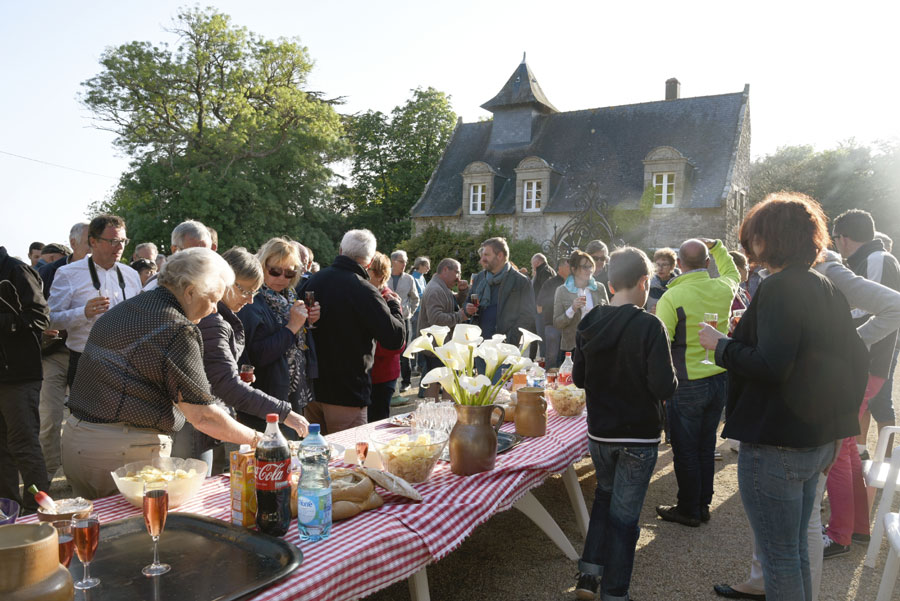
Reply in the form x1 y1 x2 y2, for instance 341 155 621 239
63 248 265 499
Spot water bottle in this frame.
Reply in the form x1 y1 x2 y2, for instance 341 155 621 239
558 352 574 386
297 424 332 541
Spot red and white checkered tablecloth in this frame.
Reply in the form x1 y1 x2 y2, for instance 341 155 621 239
22 410 588 601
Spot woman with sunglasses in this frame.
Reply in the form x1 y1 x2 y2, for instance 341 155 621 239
236 238 319 440
552 249 609 365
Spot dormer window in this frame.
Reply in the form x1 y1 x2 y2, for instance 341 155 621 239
523 180 542 212
470 184 486 214
653 173 675 207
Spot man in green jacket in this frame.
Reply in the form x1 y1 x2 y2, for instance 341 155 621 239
655 238 739 527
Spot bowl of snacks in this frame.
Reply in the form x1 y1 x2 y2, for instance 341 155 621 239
369 428 448 484
547 384 587 416
36 497 93 523
111 457 208 509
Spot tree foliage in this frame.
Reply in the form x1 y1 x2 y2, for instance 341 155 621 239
750 140 900 242
343 87 457 252
83 6 348 260
398 221 542 279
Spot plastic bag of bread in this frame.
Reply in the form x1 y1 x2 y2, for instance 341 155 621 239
291 468 384 521
358 466 423 501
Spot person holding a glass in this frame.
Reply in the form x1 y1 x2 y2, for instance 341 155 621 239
654 237 740 528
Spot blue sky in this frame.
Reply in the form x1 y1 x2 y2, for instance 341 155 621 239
1 0 896 258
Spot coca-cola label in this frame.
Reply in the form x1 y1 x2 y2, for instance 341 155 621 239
255 459 290 491
558 373 573 386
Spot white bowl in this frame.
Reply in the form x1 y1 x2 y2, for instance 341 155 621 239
369 428 449 484
111 457 208 509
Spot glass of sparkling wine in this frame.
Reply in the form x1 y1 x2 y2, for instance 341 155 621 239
72 512 101 589
701 313 718 365
142 481 171 577
53 520 74 568
355 427 369 464
305 291 316 329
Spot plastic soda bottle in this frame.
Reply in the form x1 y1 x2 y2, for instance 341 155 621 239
255 414 291 536
558 352 574 386
297 424 332 541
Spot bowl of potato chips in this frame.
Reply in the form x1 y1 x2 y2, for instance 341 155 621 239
547 385 587 416
369 428 448 484
110 457 208 508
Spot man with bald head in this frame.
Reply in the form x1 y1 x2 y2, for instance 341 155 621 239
655 238 739 528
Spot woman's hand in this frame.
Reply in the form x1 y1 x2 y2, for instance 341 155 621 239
284 411 310 438
571 295 587 311
287 300 308 334
307 302 320 325
381 287 400 304
698 322 726 351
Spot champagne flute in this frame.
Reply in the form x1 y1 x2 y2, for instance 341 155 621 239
305 291 316 329
72 511 101 589
53 520 74 568
142 481 171 576
701 312 718 365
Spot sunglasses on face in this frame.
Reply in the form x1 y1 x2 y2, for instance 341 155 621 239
267 266 298 279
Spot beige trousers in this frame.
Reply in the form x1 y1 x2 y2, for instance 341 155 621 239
38 349 69 476
303 401 367 435
61 416 172 499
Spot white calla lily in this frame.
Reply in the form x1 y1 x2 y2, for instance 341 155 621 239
517 328 542 354
475 344 501 376
452 324 484 346
402 334 434 359
434 341 469 371
506 356 535 373
495 343 521 366
421 367 455 391
419 325 451 347
491 334 507 343
458 374 492 396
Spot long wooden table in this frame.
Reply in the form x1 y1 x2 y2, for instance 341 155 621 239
23 410 589 600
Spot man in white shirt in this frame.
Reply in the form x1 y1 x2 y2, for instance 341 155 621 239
49 214 143 385
143 220 211 291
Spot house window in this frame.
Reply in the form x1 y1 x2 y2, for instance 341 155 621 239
653 173 675 206
523 180 542 212
470 184 486 214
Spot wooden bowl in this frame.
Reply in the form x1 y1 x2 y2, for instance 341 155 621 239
36 499 93 523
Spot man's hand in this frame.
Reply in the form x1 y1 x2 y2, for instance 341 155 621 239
382 288 401 303
698 322 726 351
307 302 321 325
457 279 469 293
464 303 477 316
84 296 110 319
700 238 717 250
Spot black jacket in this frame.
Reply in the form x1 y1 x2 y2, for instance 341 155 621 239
532 262 556 299
717 266 869 447
200 302 293 421
573 304 677 441
300 255 405 408
537 274 564 329
0 247 49 382
847 239 900 379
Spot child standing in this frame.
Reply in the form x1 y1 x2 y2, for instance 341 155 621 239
572 247 678 600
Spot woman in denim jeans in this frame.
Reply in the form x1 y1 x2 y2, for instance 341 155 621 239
699 192 869 601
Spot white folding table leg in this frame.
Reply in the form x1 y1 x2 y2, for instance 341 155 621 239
875 547 900 601
407 566 431 601
562 463 590 539
514 491 580 560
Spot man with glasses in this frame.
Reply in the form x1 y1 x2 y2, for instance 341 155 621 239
584 240 610 290
49 214 142 385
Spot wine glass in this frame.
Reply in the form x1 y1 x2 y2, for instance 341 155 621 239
470 293 480 311
72 511 101 589
142 481 171 576
239 364 255 383
305 291 316 329
53 520 74 568
355 427 369 465
700 312 718 365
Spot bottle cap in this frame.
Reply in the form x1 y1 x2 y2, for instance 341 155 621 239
266 413 279 423
308 424 321 435
239 444 251 453
565 352 572 357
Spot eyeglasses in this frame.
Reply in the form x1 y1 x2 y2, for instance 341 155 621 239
577 263 594 272
233 282 257 299
591 255 607 265
97 237 130 247
267 266 298 279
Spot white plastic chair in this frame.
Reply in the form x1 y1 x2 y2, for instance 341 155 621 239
864 426 900 568
875 512 900 601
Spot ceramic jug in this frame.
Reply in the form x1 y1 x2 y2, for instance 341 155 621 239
515 387 547 437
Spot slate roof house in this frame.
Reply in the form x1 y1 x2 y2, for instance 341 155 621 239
411 58 751 253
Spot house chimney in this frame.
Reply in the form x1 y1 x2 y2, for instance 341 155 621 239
666 78 680 100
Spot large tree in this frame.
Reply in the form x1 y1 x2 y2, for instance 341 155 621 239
750 140 900 242
83 7 348 258
343 87 457 252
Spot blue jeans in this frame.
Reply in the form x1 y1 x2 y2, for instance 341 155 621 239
666 373 726 518
580 440 658 601
738 442 834 601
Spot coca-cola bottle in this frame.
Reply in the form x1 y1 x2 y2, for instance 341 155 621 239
255 414 291 536
558 352 574 386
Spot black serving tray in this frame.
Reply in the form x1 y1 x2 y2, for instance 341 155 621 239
68 513 302 601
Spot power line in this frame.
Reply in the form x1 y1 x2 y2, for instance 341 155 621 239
0 149 119 180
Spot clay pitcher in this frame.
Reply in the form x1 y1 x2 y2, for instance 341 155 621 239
449 404 505 476
0 523 74 601
515 387 547 437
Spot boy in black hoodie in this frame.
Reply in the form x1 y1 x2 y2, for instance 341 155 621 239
572 247 678 600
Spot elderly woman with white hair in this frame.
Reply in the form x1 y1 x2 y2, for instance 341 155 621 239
62 248 266 499
237 238 319 440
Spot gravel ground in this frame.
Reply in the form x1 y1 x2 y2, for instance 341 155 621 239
45 377 900 600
